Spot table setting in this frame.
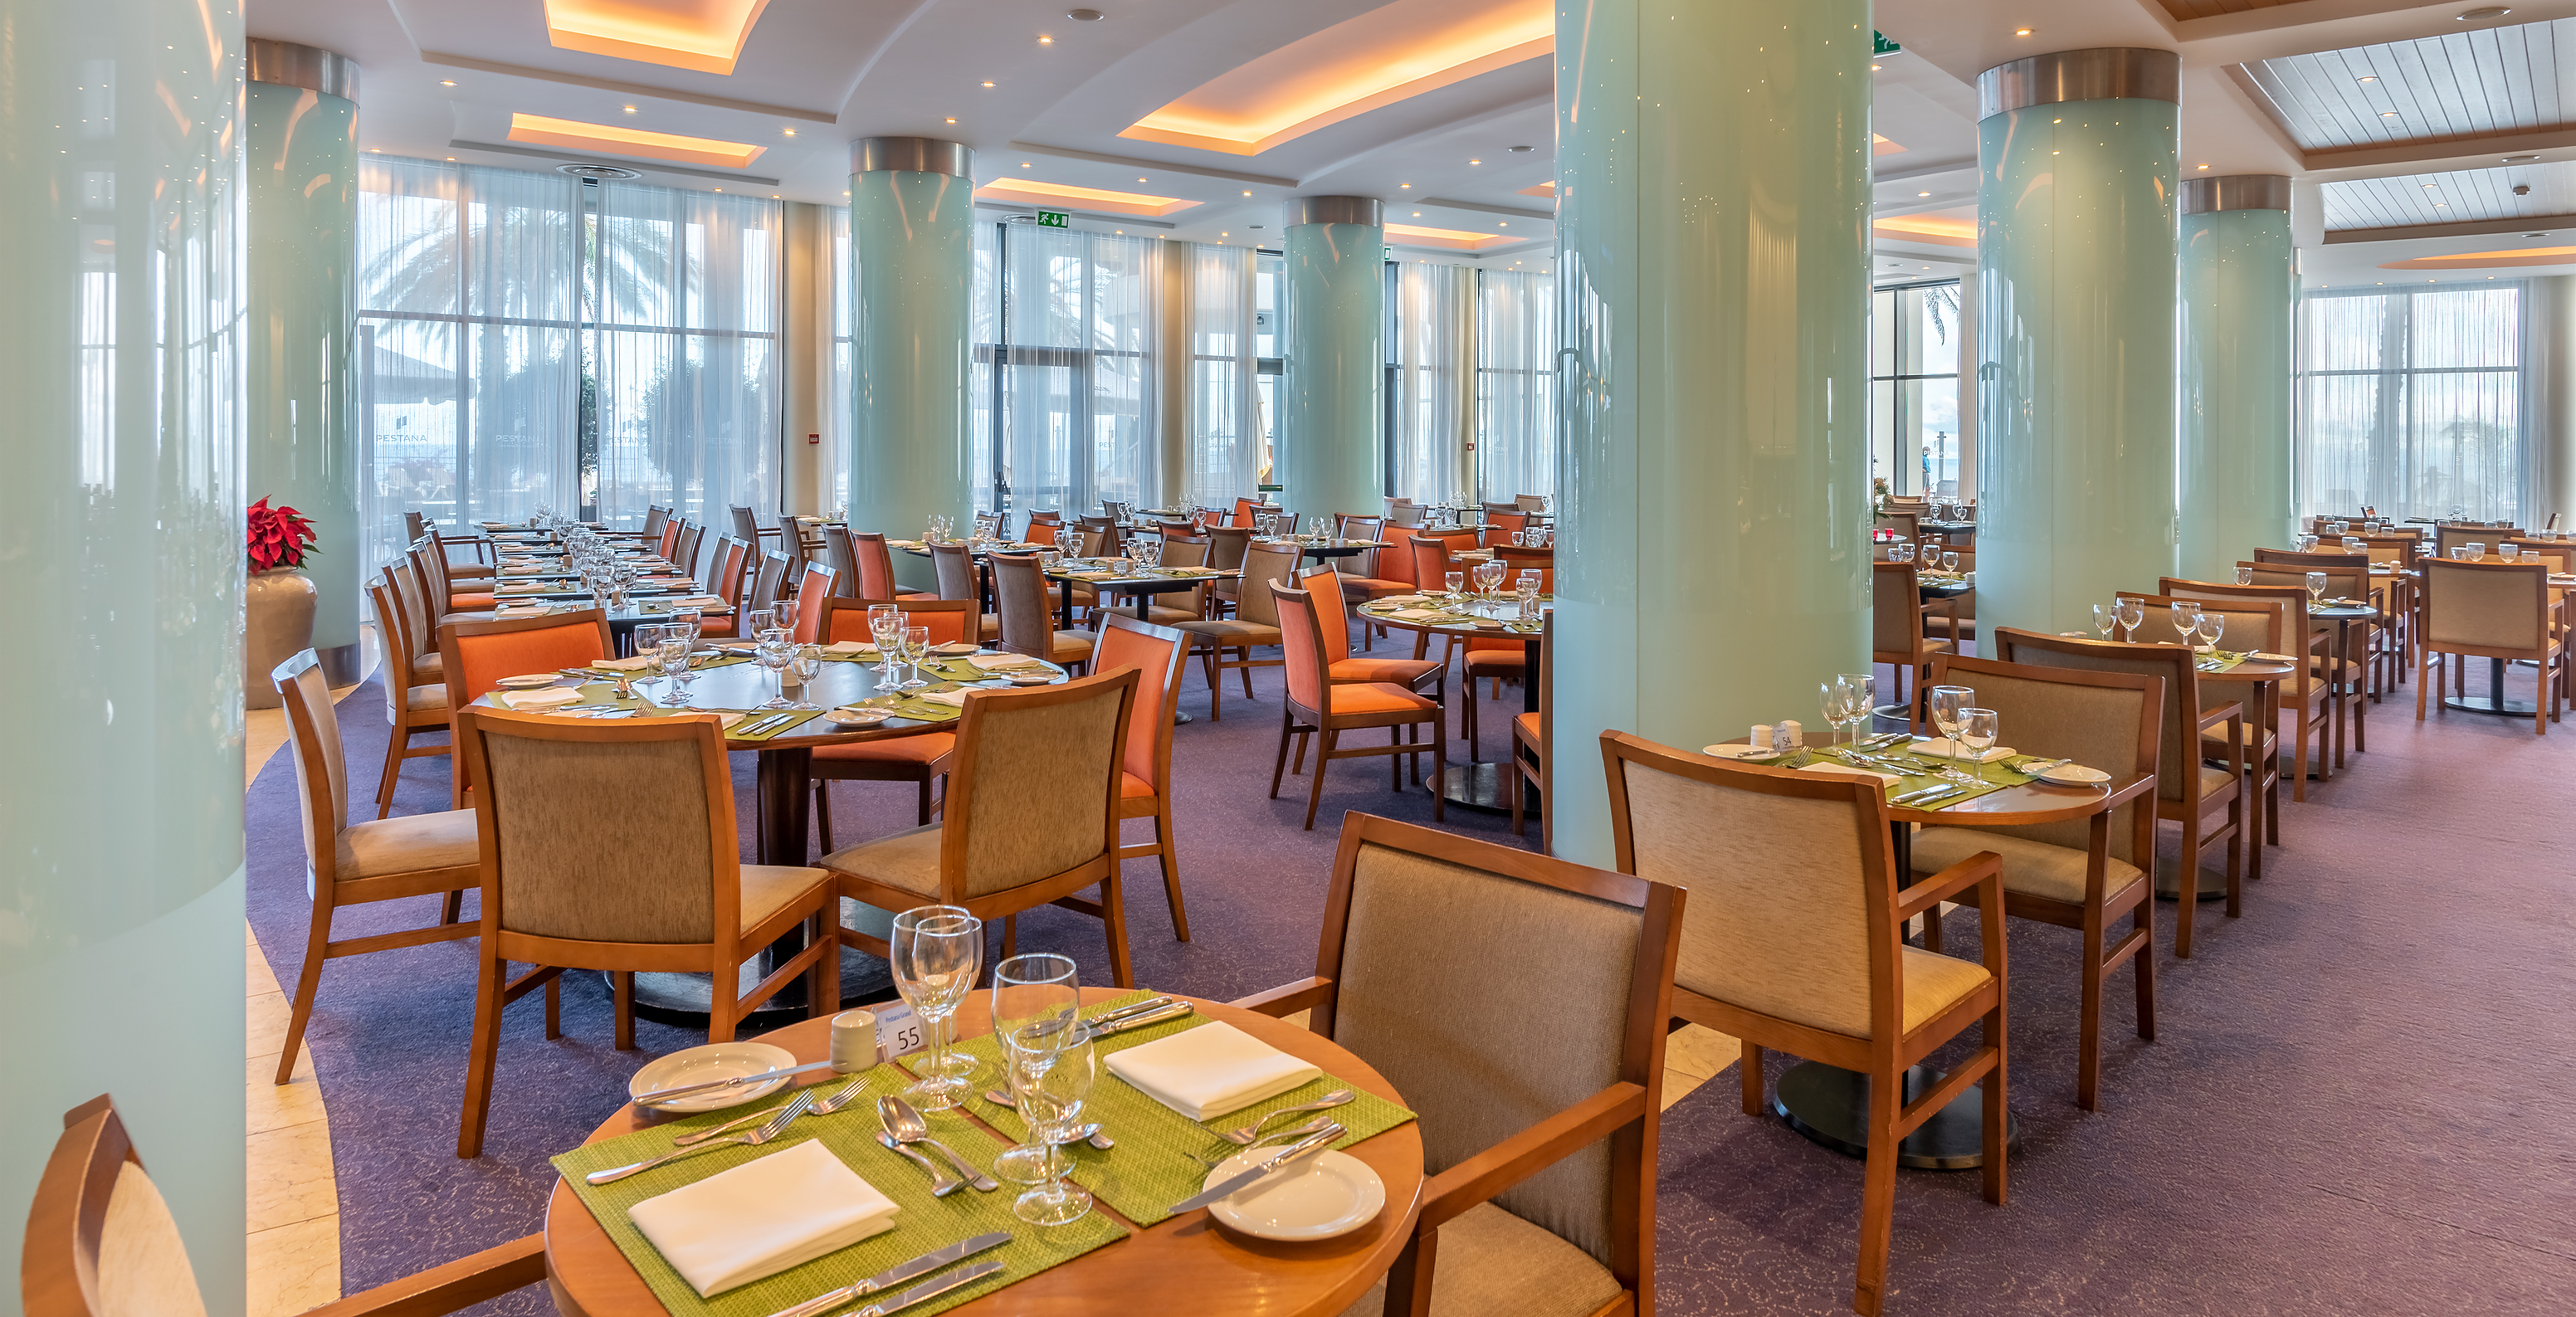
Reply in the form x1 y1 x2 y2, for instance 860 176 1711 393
1705 678 2115 811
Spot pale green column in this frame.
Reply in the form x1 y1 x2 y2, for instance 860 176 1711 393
1551 0 1872 865
849 137 973 586
246 42 360 684
1281 197 1384 521
1975 50 2182 634
0 0 247 1310
2178 176 2296 582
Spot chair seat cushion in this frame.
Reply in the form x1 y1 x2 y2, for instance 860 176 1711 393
1144 604 1204 625
739 865 831 934
1896 947 1994 1035
1330 656 1441 685
414 650 445 676
334 808 479 881
1333 1201 1622 1317
402 683 449 713
822 822 944 899
1049 631 1096 664
449 593 498 610
812 732 955 767
2200 720 2277 754
1331 683 1438 716
978 612 1003 641
1334 577 1412 599
2197 763 2235 801
1513 711 1541 747
1464 646 1525 671
1121 771 1155 800
1177 619 1282 646
1908 827 2146 905
448 563 495 578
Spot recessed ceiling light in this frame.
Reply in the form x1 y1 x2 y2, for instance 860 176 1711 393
1039 35 1052 44
1022 161 1032 167
2382 111 2400 118
440 80 456 86
1069 9 1104 21
983 81 995 88
2359 76 2378 83
1138 177 1147 182
2014 27 2033 37
1413 211 1422 216
1242 190 1251 196
2197 163 2210 169
1918 190 1931 197
622 105 637 114
446 156 456 161
2456 7 2511 22
1399 183 1411 188
1470 159 1481 164
1498 221 1507 227
1871 63 1881 71
783 128 796 136
946 118 957 124
2436 202 2448 207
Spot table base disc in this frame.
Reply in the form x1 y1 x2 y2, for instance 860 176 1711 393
1773 1061 2019 1170
1432 761 1530 816
618 947 899 1031
2442 695 2540 717
2153 865 2231 902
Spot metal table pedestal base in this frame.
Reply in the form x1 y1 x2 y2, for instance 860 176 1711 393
1773 1061 2019 1170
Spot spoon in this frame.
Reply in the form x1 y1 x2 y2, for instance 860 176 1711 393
879 1095 999 1192
983 1089 1115 1149
1215 1089 1358 1145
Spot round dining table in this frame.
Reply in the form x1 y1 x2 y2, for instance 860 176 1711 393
543 988 1426 1317
1355 595 1546 814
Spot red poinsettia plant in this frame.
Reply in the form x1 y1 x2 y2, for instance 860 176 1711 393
247 497 320 573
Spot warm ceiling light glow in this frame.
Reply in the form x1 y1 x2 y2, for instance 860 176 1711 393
2359 76 2378 83
1918 190 1931 197
1871 63 1881 71
1470 158 1481 164
544 0 773 76
1872 132 1906 156
946 117 957 123
975 177 1201 217
2382 111 2400 118
983 80 995 87
1385 221 1512 251
2380 244 2576 270
2197 164 2210 169
783 128 795 136
507 113 767 168
1125 0 1553 155
1242 190 1252 196
440 80 457 86
1871 213 1977 247
2014 27 2032 37
622 105 638 114
1518 181 1555 198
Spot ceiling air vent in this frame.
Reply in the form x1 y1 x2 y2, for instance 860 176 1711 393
557 163 643 181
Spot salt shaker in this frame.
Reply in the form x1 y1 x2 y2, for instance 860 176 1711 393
1749 724 1771 751
829 1008 881 1073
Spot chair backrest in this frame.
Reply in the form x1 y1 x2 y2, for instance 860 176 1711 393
2242 557 2367 604
404 509 429 543
748 549 794 614
2115 590 2288 661
1235 542 1303 627
929 541 978 602
2344 532 2417 568
1515 494 1547 511
851 532 902 598
25 1095 214 1317
1078 515 1120 556
2505 538 2576 573
657 517 683 560
1204 524 1251 572
822 524 863 592
709 536 753 612
1230 496 1260 527
1386 503 1426 526
1484 510 1529 538
1870 561 1929 656
2420 559 2552 653
825 598 972 646
1315 812 1680 1280
729 505 760 544
1991 627 2200 805
457 708 739 947
1338 514 1383 541
437 610 614 709
936 669 1139 898
1925 654 2161 871
1599 732 1905 1041
640 505 671 539
1408 534 1456 592
388 559 439 659
1874 510 1919 541
2436 523 2515 557
367 577 426 715
1095 614 1187 793
990 553 1062 660
685 520 717 584
271 650 351 869
408 539 456 605
1297 566 1355 660
1373 523 1422 588
1022 519 1061 547
1494 544 1554 592
1271 583 1334 715
793 562 837 641
975 510 1005 538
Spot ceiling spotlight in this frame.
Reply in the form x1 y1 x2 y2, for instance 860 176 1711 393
622 105 637 114
1038 35 1053 44
2014 27 2033 37
2381 111 2400 118
1498 222 1507 227
1470 159 1481 164
946 118 957 124
1412 211 1422 216
1022 161 1032 167
1138 177 1147 182
783 128 796 136
1399 183 1411 188
440 80 456 86
2359 76 2378 83
1918 190 1930 197
1068 9 1105 20
2423 182 2438 188
982 81 995 87
1871 63 1881 71
1242 190 1251 196
2456 7 2511 21
2197 163 2210 169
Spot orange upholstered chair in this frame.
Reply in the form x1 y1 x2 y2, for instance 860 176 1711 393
1023 518 1061 546
368 573 452 818
1484 510 1530 540
436 610 614 808
791 560 838 641
1096 613 1193 939
657 516 683 560
809 598 979 843
853 531 936 602
694 535 752 638
1268 581 1447 830
1298 564 1444 703
822 597 976 649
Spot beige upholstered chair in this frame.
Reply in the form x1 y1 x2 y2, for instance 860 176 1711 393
993 551 1097 671
367 573 452 817
821 669 1143 986
1226 814 1681 1317
1993 628 2245 959
2252 548 2390 699
411 539 493 614
1872 560 1955 729
821 524 863 595
2118 589 2293 872
271 650 480 1085
929 540 1001 641
672 519 707 584
1600 732 2005 1317
2435 522 2518 559
1873 510 1920 543
1174 541 1300 719
387 558 448 675
2417 559 2565 736
1140 535 1215 624
1919 655 2163 1110
2160 578 2336 796
27 1095 546 1317
746 547 794 615
451 709 840 1158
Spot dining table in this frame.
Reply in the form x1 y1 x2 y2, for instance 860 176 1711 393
543 988 1427 1317
470 651 1064 1026
1354 593 1547 814
1705 735 2155 1169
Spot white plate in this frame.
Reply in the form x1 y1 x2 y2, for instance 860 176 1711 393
931 642 981 656
1202 1149 1386 1242
495 673 562 690
827 709 889 727
2033 763 2112 787
1006 673 1055 685
627 1041 798 1112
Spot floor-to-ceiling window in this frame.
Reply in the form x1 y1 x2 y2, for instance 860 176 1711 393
1388 261 1475 505
2297 284 2525 523
973 222 1159 517
1186 243 1261 505
1870 280 1963 498
1476 268 1555 505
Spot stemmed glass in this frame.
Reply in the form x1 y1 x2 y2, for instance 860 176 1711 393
755 629 796 709
788 645 823 710
657 636 693 705
890 905 984 1112
2169 601 2203 646
2093 603 2117 640
900 625 933 690
1929 685 1973 751
1837 672 1876 745
989 953 1080 1186
747 607 778 637
2236 565 2255 586
1003 1027 1098 1226
1473 559 1506 602
1957 708 1999 761
868 605 903 677
2200 612 2227 654
1941 551 1960 574
1819 680 1853 749
2305 571 2329 606
2113 597 2144 637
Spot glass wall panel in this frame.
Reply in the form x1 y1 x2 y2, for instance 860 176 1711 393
1868 280 1964 496
2297 284 2525 521
1476 269 1557 506
979 224 1158 517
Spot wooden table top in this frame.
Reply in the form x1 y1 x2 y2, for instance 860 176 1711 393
1359 597 1546 639
544 988 1425 1317
1706 737 2154 827
471 650 1063 751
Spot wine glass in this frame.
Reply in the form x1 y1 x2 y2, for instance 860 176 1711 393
890 906 984 1111
2200 612 2227 653
1444 570 1466 605
1929 685 1973 749
1941 551 1960 574
900 625 933 690
755 632 795 709
1837 672 1876 744
2235 565 2255 586
748 607 778 637
2305 571 2328 605
868 604 902 676
1003 1028 1097 1226
656 637 692 703
1958 708 1999 761
989 953 1080 1186
1474 559 1506 601
2114 597 2144 637
788 645 823 709
2169 601 2202 646
1818 680 1849 750
2093 603 2117 639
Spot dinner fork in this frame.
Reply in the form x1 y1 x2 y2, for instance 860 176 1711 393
1182 1115 1339 1168
673 1077 866 1147
585 1090 814 1184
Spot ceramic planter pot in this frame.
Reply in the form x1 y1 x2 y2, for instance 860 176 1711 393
245 568 318 709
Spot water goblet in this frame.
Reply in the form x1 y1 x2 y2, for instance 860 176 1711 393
890 906 984 1111
1819 680 1850 749
2236 565 2255 586
900 625 933 690
2114 597 2144 636
1837 672 1876 744
2305 571 2329 604
1003 1031 1097 1226
2094 603 2117 639
2169 600 2202 646
2451 546 2471 560
1957 708 1999 761
2201 612 2227 652
1474 559 1506 601
748 607 778 637
989 953 1080 1186
754 634 795 709
788 645 823 709
2467 542 2487 559
1444 570 1466 606
2501 543 2522 561
1929 685 1973 749
1941 551 1960 574
656 637 693 703
1891 543 1914 563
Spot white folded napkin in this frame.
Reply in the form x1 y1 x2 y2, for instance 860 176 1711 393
495 582 552 593
1797 760 1902 786
500 564 546 575
919 689 972 707
968 653 1045 671
661 595 729 607
1389 608 1446 622
824 640 880 656
591 656 657 671
627 1140 898 1298
1375 594 1430 606
495 686 582 710
1106 1020 1322 1121
1911 739 2014 763
494 603 556 617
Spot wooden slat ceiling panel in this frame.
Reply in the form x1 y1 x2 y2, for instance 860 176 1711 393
2320 160 2576 231
2243 17 2576 152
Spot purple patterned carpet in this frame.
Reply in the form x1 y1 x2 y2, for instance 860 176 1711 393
247 656 2576 1315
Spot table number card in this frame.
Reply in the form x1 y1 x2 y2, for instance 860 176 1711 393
872 1002 928 1059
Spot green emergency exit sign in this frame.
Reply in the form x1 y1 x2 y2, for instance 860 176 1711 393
1036 210 1070 229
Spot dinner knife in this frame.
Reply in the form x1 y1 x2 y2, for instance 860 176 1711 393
1167 1124 1343 1215
1891 785 1964 807
632 1060 841 1105
854 1260 1005 1317
759 1233 1010 1317
1081 1001 1194 1040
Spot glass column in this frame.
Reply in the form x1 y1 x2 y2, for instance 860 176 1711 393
848 137 973 557
1551 0 1873 865
0 0 246 1305
246 42 360 685
1975 50 2182 634
1281 197 1384 521
2179 175 2296 582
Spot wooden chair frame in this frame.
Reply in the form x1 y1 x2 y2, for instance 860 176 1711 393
1098 613 1196 940
2159 578 2333 801
808 598 975 846
1510 614 1552 843
1267 583 1449 830
827 670 1142 988
1598 731 2007 1317
451 708 840 1158
2415 559 2565 736
2117 588 2286 874
368 571 452 818
1229 812 1683 1317
435 609 617 810
1180 543 1300 719
1871 560 1957 730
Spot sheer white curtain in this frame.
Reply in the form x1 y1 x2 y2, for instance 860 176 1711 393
591 182 782 529
1390 261 1475 504
987 225 1159 516
830 204 851 517
1186 243 1261 505
356 157 582 573
2297 284 2526 522
1476 269 1555 505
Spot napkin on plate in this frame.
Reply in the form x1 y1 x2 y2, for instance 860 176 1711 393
823 641 880 656
499 564 546 575
666 595 729 607
495 582 551 593
1388 608 1446 622
1105 1020 1322 1121
918 689 973 708
1374 595 1430 607
1797 760 1903 786
495 686 582 710
1911 739 2014 763
591 656 658 671
494 603 556 618
968 653 1046 671
627 1140 899 1298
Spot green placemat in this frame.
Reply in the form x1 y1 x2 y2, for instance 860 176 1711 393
548 1076 1125 1317
934 991 1417 1227
2194 651 2250 675
1787 745 2046 811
